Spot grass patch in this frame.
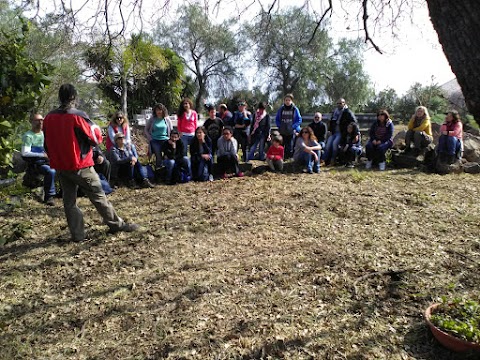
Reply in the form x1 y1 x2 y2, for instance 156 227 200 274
0 169 479 359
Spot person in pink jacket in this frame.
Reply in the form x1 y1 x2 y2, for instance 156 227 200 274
437 110 463 163
176 98 198 156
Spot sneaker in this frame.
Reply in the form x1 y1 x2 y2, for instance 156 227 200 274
128 179 137 188
142 178 155 188
379 162 386 171
307 169 313 174
108 223 139 234
345 162 355 168
314 167 320 173
365 160 373 170
44 197 55 206
208 174 214 182
236 172 244 178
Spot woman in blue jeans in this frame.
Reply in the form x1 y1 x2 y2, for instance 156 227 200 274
293 127 322 173
365 109 394 171
248 102 271 161
144 103 173 169
190 127 214 181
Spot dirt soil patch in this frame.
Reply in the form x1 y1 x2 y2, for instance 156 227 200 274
1 168 479 359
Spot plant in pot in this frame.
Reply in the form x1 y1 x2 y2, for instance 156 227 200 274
424 296 480 352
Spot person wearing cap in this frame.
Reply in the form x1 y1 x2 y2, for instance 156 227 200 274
232 101 252 162
247 102 271 161
217 103 233 127
324 98 356 166
106 111 138 157
436 110 463 163
110 132 155 188
275 93 302 159
43 84 139 241
21 113 56 205
405 106 433 155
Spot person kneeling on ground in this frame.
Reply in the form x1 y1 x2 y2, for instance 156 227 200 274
110 132 154 188
266 135 284 172
293 127 321 174
190 126 214 182
163 130 191 184
217 126 243 179
436 110 463 164
366 109 394 171
338 122 362 168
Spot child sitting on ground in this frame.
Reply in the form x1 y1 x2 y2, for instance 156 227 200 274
266 136 284 172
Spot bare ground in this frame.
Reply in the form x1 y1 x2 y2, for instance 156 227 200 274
1 167 480 360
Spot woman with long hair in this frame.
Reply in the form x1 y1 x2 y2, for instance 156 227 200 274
176 98 198 156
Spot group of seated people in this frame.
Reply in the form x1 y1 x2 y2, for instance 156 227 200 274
22 96 465 201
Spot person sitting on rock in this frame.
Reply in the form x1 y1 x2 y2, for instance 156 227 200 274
339 122 362 168
110 132 154 188
217 126 243 179
190 126 214 182
21 113 57 205
162 129 191 184
405 106 433 154
436 110 463 164
293 127 322 174
366 109 394 171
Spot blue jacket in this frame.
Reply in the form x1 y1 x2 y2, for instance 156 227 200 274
275 105 302 135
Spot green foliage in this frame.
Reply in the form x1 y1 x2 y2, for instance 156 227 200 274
248 7 333 110
431 297 480 344
324 39 374 112
155 4 241 110
395 82 449 120
0 19 52 169
366 88 399 114
217 87 271 115
85 34 181 117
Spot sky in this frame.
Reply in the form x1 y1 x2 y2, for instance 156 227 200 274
26 0 456 96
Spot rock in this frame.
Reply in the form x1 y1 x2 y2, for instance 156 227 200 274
393 130 407 148
463 133 480 163
12 150 26 174
463 162 480 174
435 158 463 175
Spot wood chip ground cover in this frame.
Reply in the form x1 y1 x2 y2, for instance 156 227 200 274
1 169 479 359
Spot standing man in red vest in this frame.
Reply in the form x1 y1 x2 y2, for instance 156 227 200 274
43 84 138 241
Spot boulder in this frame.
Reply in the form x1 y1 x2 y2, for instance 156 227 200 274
392 151 421 168
435 158 463 175
463 162 480 174
463 133 480 163
393 130 407 148
12 150 26 174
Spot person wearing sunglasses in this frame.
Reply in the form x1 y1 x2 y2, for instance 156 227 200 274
293 127 322 174
106 111 138 158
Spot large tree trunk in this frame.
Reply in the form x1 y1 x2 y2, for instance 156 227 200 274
427 0 480 126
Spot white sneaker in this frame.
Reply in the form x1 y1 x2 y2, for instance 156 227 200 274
208 174 214 182
379 162 386 171
366 160 372 169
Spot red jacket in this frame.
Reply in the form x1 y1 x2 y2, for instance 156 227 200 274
43 108 97 171
266 145 284 161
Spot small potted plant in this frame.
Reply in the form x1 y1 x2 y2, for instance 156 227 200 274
424 297 480 352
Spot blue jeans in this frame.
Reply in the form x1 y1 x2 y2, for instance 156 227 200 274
192 157 213 181
164 156 191 182
366 140 392 163
324 132 341 163
437 135 461 156
150 139 167 168
296 150 321 172
181 134 194 156
38 163 56 198
248 136 266 161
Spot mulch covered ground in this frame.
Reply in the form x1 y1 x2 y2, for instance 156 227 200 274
1 167 479 359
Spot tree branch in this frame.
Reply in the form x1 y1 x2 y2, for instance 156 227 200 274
362 0 383 54
307 0 332 45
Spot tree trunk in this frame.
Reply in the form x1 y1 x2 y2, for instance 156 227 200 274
427 0 480 126
121 73 128 115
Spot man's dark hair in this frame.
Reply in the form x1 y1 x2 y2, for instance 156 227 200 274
59 84 77 105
